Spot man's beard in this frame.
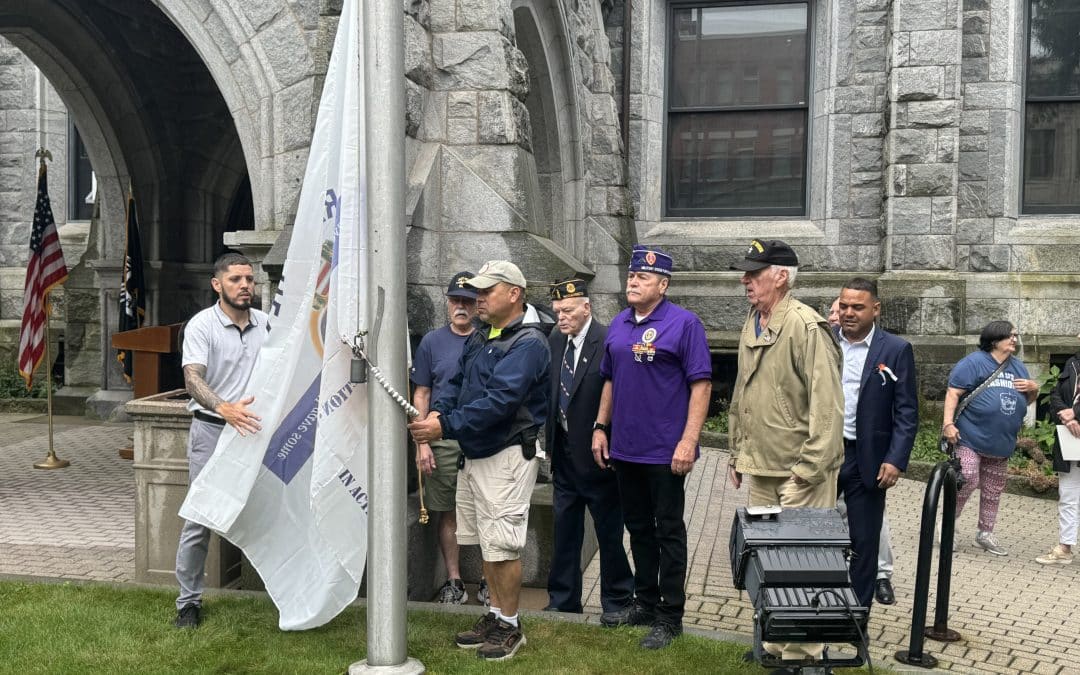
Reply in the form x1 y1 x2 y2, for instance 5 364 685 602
222 291 251 311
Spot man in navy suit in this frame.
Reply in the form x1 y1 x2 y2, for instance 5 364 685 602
835 277 918 609
544 279 634 625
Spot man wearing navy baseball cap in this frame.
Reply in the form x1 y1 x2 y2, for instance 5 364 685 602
727 239 844 668
591 244 712 649
410 272 478 607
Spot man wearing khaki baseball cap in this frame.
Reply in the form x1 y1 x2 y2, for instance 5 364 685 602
409 259 550 661
463 260 528 289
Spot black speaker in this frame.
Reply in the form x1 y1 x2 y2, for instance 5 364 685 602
729 506 870 669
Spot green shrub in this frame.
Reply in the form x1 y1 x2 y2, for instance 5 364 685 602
0 367 50 399
703 411 728 434
911 422 947 463
1019 419 1057 460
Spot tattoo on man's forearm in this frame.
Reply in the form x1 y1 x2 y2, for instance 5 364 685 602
184 364 225 412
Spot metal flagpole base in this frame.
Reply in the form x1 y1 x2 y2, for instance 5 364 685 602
348 657 425 674
34 454 70 470
895 650 939 669
925 625 962 642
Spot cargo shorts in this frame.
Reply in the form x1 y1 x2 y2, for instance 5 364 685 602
422 439 462 512
455 445 539 562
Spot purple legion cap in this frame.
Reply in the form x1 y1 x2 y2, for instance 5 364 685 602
628 244 673 277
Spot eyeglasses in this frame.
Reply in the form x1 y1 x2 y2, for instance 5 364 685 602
1008 333 1019 340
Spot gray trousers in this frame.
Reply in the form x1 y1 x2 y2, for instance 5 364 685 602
175 418 225 610
836 492 894 580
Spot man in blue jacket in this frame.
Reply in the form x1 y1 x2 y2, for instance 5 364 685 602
408 260 549 662
835 277 918 610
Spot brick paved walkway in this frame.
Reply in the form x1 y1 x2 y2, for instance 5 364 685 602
3 413 1078 673
0 414 134 582
580 449 1080 674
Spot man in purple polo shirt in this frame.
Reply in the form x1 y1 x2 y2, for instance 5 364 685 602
591 244 712 650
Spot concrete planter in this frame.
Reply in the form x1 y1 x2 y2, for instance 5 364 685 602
700 430 728 450
125 389 241 588
405 477 596 602
904 459 1059 501
0 398 48 413
703 431 1059 501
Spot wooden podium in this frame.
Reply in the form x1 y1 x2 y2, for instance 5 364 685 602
111 323 185 400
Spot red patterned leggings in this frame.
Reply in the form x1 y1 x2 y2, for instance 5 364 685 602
955 445 1009 532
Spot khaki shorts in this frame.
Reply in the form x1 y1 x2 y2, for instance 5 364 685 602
455 445 539 562
423 439 462 512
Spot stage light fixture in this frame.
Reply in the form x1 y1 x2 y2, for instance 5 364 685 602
729 506 870 670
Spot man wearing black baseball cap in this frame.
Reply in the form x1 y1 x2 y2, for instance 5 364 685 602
727 239 844 669
728 238 800 272
409 272 478 606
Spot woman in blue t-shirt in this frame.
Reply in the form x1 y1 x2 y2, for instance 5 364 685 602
941 320 1039 556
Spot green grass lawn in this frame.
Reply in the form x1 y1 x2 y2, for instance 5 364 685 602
1 580 767 674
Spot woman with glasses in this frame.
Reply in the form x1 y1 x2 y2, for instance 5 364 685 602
1036 333 1080 565
941 321 1039 556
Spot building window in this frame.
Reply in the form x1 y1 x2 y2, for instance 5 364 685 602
67 122 94 221
1023 0 1080 213
665 1 809 218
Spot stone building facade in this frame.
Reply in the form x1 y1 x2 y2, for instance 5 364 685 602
0 0 1077 413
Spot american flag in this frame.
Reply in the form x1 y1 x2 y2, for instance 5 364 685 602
18 162 68 388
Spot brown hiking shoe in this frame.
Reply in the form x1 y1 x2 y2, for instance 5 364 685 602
477 618 526 661
455 611 499 649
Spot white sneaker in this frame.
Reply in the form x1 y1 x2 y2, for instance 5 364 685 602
975 530 1007 556
1036 544 1074 565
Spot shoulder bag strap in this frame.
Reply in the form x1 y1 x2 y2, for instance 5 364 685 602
955 356 1011 423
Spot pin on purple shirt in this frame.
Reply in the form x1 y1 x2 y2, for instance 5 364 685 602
600 298 712 464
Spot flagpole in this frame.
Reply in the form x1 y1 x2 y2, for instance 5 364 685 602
352 0 420 669
34 290 69 470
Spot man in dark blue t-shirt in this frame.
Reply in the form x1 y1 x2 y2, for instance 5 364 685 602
410 271 477 605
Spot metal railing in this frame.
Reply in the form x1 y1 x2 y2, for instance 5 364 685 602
895 458 964 669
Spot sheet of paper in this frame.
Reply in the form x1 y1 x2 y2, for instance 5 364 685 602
1057 425 1080 461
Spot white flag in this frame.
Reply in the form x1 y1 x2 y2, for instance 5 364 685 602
179 0 367 630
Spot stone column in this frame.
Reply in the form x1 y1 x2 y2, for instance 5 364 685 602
404 0 598 335
885 0 963 273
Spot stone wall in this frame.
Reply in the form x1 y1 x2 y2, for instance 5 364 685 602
402 0 634 336
0 39 70 267
0 38 82 381
620 0 1080 395
4 0 1079 408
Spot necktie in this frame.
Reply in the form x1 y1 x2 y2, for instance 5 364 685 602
558 339 576 430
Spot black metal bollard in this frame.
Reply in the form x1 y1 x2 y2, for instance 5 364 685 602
895 459 963 669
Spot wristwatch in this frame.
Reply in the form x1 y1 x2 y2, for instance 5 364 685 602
592 422 610 433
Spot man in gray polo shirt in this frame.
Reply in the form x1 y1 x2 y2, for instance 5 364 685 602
174 252 269 628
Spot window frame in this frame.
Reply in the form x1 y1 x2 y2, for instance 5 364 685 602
1021 0 1080 215
67 120 94 222
661 0 812 219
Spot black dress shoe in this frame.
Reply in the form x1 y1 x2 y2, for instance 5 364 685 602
625 601 655 626
875 578 896 605
600 604 633 627
542 605 581 613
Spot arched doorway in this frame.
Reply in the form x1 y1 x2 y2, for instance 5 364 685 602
0 0 294 407
512 0 586 261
